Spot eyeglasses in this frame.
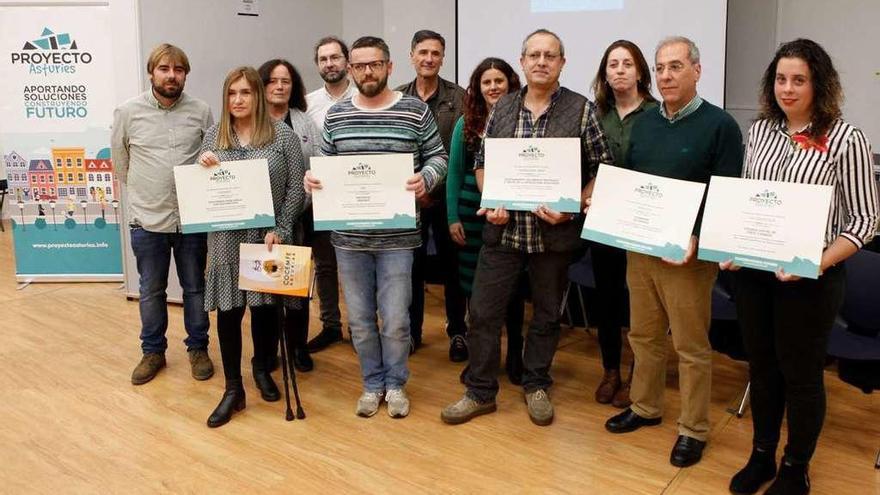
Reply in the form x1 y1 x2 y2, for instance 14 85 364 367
349 60 387 73
654 62 687 74
319 54 345 64
524 51 561 63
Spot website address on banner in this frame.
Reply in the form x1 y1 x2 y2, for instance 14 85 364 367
31 242 110 249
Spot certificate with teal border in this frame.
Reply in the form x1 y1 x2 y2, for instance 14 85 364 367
310 154 416 231
174 159 275 234
698 176 832 279
581 164 706 262
480 138 582 213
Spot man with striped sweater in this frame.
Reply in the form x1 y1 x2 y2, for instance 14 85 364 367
304 36 448 419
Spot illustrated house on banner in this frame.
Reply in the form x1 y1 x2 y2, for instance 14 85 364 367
4 151 30 200
85 152 116 202
27 159 57 200
52 146 88 201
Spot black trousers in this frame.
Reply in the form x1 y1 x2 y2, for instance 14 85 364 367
410 199 468 340
590 242 629 371
734 265 845 464
465 244 573 402
216 305 280 381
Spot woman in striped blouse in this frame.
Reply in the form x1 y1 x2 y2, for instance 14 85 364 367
723 39 878 495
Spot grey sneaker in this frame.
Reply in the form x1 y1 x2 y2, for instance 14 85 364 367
385 388 410 418
188 349 214 381
131 352 166 385
440 394 497 425
356 391 385 417
525 389 554 426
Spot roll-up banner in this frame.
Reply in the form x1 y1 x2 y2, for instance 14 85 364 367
0 4 123 282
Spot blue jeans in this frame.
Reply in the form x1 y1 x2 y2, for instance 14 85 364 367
130 227 209 354
335 248 413 392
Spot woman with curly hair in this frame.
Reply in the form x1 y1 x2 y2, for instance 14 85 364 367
446 57 526 383
723 39 878 495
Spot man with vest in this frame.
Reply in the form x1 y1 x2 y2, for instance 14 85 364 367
441 29 611 426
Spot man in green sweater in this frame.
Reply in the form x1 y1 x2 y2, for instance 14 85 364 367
603 36 743 468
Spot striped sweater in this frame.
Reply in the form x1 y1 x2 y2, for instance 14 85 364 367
321 92 448 250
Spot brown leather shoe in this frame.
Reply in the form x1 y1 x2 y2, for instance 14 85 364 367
611 377 632 409
188 349 214 381
131 352 166 385
595 369 621 404
612 379 632 408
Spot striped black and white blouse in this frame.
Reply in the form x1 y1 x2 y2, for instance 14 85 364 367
744 118 879 248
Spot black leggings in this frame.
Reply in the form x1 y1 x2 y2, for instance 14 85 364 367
216 305 280 380
590 243 629 371
734 265 845 464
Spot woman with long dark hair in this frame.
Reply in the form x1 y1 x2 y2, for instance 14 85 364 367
446 57 525 383
258 59 321 373
588 40 657 407
723 39 877 494
198 67 306 427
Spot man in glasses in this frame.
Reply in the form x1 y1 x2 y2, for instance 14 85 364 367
603 36 742 468
395 30 467 360
304 36 447 419
441 29 610 427
302 36 358 354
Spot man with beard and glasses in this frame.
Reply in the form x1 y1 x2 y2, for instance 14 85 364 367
112 43 215 386
303 36 358 353
304 36 447 418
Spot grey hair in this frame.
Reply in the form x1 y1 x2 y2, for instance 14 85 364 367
521 28 565 57
656 36 700 64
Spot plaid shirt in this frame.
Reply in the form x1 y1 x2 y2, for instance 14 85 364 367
476 86 611 252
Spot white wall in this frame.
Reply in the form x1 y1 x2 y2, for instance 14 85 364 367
776 0 880 146
342 0 457 89
725 0 880 146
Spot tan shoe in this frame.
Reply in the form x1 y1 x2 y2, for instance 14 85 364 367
441 394 497 425
131 353 166 385
595 369 621 404
188 349 214 381
612 379 632 409
525 389 554 426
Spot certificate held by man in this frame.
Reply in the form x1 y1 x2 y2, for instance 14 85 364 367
581 164 707 262
480 137 582 213
310 154 416 231
698 177 832 279
174 159 276 234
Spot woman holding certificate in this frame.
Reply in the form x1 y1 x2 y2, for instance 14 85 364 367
198 66 306 428
259 58 322 373
723 39 878 495
446 57 525 384
588 40 657 408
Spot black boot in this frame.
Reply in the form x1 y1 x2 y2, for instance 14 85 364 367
252 358 280 402
765 461 810 495
289 314 314 372
729 448 777 494
207 378 246 428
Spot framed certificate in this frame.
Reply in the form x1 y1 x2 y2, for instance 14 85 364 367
238 243 312 297
698 177 833 279
481 138 582 213
174 159 275 234
310 154 416 231
581 164 707 261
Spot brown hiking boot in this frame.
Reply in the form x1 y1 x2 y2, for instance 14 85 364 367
612 379 632 409
188 349 214 381
131 353 166 385
595 369 621 404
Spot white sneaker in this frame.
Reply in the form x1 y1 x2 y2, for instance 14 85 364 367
356 390 384 417
385 388 410 418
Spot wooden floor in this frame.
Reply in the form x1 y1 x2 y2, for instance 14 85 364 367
0 223 878 494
